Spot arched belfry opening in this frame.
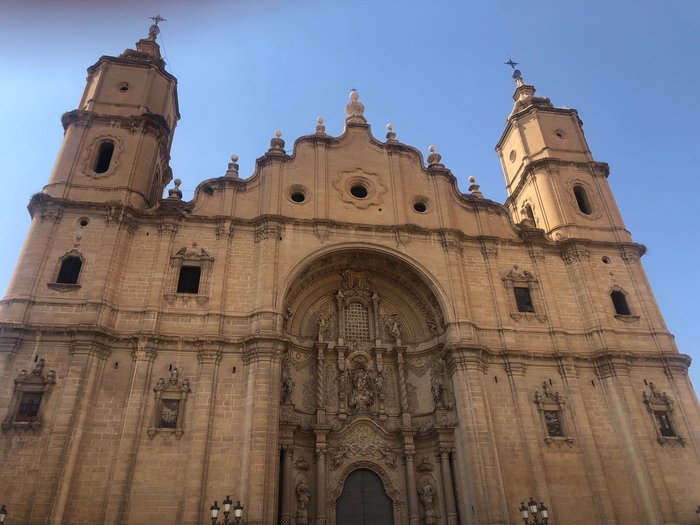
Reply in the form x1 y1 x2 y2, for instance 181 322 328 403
278 250 460 525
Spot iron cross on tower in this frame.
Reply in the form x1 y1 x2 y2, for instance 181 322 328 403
148 14 167 39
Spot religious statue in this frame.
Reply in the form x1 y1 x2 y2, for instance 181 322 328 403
281 374 294 405
431 358 447 409
317 314 330 342
348 361 374 413
295 480 311 525
419 479 437 525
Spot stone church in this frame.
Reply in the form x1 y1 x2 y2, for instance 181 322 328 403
0 25 698 525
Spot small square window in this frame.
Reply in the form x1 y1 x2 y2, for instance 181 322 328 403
159 399 180 429
514 287 534 313
544 410 565 437
177 266 201 294
16 393 43 422
654 411 675 438
2 359 56 431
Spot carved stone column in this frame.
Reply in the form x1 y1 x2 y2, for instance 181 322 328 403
280 446 294 525
240 339 285 525
595 356 664 524
395 346 410 427
103 339 157 525
337 346 348 419
315 446 328 525
439 448 458 525
315 343 327 424
46 338 110 525
371 292 381 346
336 291 345 346
181 344 222 525
404 450 420 525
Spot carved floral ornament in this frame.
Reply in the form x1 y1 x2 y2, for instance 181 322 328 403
328 421 398 471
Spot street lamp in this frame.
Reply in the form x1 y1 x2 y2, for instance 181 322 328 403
210 496 243 525
0 505 6 523
519 497 549 525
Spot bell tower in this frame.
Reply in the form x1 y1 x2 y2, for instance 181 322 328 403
43 18 179 209
495 67 631 243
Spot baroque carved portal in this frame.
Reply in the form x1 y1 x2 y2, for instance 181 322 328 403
279 252 457 525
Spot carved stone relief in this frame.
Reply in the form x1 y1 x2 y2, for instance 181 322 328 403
328 422 398 472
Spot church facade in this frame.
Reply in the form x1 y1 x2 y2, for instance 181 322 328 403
0 27 698 525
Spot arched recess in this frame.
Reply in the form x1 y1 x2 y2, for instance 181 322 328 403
281 247 449 348
276 248 460 525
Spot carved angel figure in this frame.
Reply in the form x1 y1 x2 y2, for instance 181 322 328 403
385 316 401 340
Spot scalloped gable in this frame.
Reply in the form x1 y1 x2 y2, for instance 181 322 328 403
187 92 516 240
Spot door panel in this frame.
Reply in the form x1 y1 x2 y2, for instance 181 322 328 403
336 469 393 525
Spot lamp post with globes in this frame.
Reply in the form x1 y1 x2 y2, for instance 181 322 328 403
210 496 243 525
0 505 6 523
519 497 549 525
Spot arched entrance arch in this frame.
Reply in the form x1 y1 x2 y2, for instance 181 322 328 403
336 468 394 525
277 249 459 525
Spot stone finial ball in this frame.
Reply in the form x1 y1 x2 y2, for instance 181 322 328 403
350 90 360 102
317 116 324 125
231 154 239 162
429 145 436 153
173 178 181 186
275 130 282 138
469 176 476 183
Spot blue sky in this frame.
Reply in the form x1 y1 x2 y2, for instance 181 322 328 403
1 0 699 389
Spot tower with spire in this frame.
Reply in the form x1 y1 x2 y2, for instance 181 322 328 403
43 20 179 208
496 67 630 243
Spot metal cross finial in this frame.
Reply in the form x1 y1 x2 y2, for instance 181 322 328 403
148 14 166 40
505 58 519 70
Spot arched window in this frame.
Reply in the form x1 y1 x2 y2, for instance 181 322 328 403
573 185 592 215
94 141 115 173
345 302 370 341
56 256 82 284
611 290 631 316
525 204 536 224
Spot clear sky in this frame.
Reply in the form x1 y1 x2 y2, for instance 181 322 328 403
1 0 698 389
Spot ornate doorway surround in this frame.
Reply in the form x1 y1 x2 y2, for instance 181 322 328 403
278 251 459 525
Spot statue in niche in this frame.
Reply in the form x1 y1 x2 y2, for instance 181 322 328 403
376 371 386 400
281 374 294 405
431 357 447 409
317 313 330 342
419 479 437 525
348 359 374 413
296 480 311 524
